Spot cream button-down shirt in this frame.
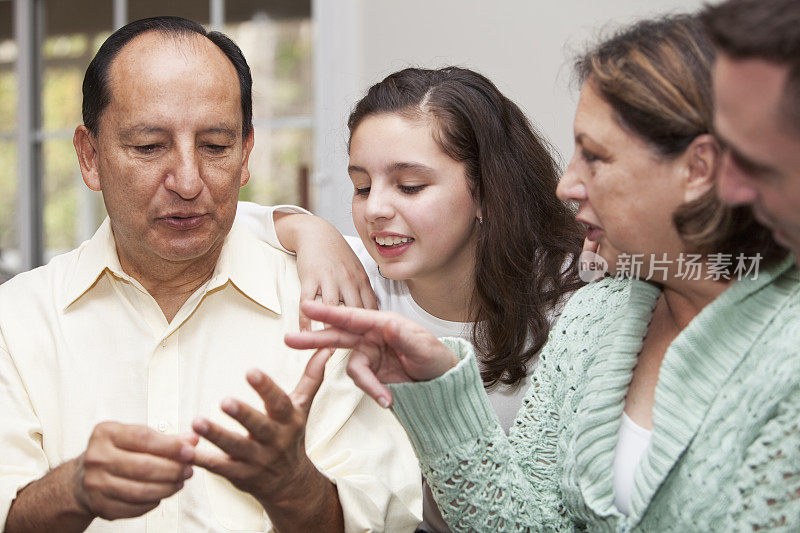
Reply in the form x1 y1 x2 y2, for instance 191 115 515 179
0 218 422 532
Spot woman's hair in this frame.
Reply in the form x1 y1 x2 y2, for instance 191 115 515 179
347 67 584 388
574 14 786 266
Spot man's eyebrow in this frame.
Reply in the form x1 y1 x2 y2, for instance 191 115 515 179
119 125 169 138
201 127 237 139
716 132 776 176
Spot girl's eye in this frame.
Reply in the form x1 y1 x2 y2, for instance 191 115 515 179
399 185 425 194
354 187 371 196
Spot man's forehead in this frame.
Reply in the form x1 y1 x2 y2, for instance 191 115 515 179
109 30 234 82
97 30 242 132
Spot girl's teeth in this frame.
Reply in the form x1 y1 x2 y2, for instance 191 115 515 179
376 236 411 246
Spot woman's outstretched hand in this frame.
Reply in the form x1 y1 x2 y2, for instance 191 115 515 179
284 301 460 408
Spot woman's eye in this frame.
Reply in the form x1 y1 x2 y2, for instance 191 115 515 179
354 187 371 196
398 185 425 194
581 150 599 163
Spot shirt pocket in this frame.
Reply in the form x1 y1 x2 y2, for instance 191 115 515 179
203 469 271 531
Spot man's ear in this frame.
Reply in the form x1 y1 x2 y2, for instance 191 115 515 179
239 126 255 188
73 125 102 191
682 133 720 203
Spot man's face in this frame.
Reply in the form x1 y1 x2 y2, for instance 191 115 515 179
75 31 253 272
714 55 800 263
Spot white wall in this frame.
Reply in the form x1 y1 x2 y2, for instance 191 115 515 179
313 0 707 234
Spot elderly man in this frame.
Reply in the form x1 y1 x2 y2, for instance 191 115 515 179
0 16 421 533
703 0 800 263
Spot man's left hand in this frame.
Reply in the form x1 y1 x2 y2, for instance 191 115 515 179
191 347 333 506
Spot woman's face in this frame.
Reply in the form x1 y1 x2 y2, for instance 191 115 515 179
557 83 688 276
348 113 480 286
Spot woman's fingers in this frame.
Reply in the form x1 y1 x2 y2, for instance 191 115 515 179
346 352 393 408
299 301 391 334
285 327 365 351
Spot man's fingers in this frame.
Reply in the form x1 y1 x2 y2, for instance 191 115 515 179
192 418 260 462
105 449 193 483
192 447 251 481
98 474 184 505
346 353 393 408
220 397 276 443
291 348 332 414
246 370 295 423
103 423 194 462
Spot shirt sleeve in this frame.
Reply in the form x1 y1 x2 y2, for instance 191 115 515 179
0 335 49 529
305 350 423 532
387 337 572 532
235 202 312 254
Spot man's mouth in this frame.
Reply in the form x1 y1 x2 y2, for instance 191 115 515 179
161 214 205 229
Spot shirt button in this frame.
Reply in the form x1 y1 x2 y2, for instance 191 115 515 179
161 340 167 348
157 421 168 433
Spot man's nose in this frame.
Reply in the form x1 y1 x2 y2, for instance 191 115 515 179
717 152 758 206
165 146 204 200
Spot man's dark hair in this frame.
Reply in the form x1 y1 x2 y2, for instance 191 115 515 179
82 16 252 138
702 0 800 133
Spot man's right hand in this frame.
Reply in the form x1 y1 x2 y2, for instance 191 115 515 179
6 422 197 533
71 422 197 520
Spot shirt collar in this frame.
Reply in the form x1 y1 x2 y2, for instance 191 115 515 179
207 220 283 315
62 218 283 316
62 218 127 310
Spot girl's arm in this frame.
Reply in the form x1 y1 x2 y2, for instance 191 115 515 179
236 202 377 330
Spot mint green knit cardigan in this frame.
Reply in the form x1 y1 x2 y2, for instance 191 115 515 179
388 256 800 532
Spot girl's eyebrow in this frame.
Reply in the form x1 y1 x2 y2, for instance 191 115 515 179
387 161 436 176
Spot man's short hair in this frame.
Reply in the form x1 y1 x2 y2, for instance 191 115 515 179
82 16 253 139
702 0 800 134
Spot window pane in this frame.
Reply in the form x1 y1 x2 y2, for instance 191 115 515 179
0 59 16 133
0 141 18 278
129 0 209 24
240 128 312 207
43 138 81 258
41 0 111 260
226 17 312 119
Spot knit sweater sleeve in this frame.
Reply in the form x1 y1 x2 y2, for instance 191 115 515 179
724 385 800 532
388 335 572 532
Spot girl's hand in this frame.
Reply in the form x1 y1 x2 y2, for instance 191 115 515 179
275 213 378 329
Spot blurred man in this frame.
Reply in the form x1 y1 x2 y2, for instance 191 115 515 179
704 0 800 263
0 16 420 532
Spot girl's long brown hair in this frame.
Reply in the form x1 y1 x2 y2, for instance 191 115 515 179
348 67 584 388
